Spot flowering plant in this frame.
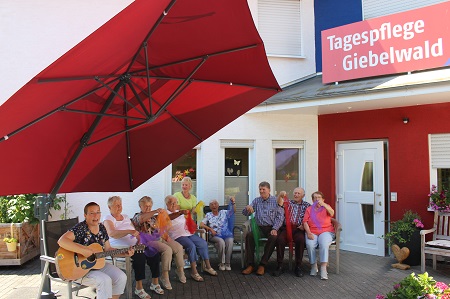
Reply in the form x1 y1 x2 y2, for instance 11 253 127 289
376 272 450 299
3 237 18 243
172 168 195 182
429 185 450 213
381 210 423 247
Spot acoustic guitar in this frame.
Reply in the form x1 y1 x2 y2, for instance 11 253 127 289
55 243 145 281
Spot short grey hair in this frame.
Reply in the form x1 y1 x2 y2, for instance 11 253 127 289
165 195 177 205
138 196 153 208
107 196 121 207
209 199 219 206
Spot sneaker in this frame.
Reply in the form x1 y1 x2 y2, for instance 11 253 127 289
225 263 231 271
219 263 226 271
310 264 318 276
320 268 328 280
204 267 218 276
149 284 164 295
134 288 151 299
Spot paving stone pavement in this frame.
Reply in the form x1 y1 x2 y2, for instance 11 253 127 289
1 250 449 299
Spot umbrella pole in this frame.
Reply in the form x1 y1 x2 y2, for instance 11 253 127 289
36 194 57 298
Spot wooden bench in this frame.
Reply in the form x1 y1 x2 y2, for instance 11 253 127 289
420 211 450 273
242 218 342 273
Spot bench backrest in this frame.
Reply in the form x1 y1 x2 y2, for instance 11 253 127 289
433 211 450 241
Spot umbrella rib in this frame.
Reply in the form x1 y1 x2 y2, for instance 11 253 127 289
63 108 146 122
128 82 203 141
130 44 259 75
153 57 207 119
126 0 177 74
95 77 148 119
50 79 127 195
0 82 110 143
127 80 150 117
143 42 153 116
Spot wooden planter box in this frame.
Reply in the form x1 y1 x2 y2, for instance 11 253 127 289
0 222 40 265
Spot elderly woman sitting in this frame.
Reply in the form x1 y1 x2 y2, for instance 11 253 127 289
200 198 236 271
303 191 335 280
131 196 186 290
165 195 217 282
103 196 163 299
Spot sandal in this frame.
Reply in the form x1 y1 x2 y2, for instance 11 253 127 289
204 267 218 276
134 288 151 299
159 277 172 290
149 283 164 295
190 273 204 282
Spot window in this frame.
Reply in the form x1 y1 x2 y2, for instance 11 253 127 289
430 133 450 197
258 0 302 57
273 141 304 199
171 149 197 195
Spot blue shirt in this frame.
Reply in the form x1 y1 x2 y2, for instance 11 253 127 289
242 195 284 230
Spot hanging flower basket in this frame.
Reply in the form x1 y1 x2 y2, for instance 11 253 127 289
429 185 450 212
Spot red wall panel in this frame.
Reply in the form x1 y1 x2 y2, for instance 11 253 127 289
318 102 450 226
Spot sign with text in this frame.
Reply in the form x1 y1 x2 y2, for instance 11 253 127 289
321 2 450 84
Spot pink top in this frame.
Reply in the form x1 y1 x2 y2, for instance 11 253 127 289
303 206 334 235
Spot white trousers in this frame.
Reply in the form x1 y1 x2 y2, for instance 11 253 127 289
77 263 127 299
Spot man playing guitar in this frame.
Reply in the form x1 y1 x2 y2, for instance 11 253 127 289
58 202 134 299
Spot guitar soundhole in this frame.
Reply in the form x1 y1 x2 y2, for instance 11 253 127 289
87 254 96 262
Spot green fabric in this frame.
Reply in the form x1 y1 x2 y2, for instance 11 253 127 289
250 214 262 264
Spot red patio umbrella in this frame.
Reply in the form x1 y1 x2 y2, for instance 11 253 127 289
0 0 280 196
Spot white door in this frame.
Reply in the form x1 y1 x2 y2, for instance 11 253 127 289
337 141 385 256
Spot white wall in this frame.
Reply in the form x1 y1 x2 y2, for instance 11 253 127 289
0 0 133 104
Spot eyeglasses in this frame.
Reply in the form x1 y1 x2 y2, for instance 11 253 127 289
87 212 102 216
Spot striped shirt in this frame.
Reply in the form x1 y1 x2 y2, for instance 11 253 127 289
243 195 284 230
285 200 311 226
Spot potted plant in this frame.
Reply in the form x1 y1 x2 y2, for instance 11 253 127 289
382 210 424 266
376 272 450 299
3 237 18 252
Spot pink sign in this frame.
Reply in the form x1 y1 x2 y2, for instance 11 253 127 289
322 2 450 84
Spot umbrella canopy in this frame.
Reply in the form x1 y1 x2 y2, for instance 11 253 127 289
0 0 279 196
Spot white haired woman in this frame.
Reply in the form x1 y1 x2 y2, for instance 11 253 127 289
165 195 217 282
131 196 186 290
173 177 197 212
200 198 236 271
103 196 162 299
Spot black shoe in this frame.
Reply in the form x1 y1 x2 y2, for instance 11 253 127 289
294 266 304 277
272 265 284 277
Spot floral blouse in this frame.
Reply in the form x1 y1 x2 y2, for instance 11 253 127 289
201 210 228 235
69 220 109 247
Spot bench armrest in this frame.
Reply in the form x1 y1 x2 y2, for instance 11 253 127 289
420 227 436 236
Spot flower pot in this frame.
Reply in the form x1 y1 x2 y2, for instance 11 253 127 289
398 229 421 266
6 241 17 252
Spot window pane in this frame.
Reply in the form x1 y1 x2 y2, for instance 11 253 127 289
361 162 373 191
361 204 374 234
224 148 249 240
171 149 196 195
438 168 450 190
275 148 299 198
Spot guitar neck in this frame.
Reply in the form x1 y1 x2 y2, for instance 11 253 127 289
94 246 130 259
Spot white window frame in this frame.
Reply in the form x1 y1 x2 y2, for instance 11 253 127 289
428 133 450 210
